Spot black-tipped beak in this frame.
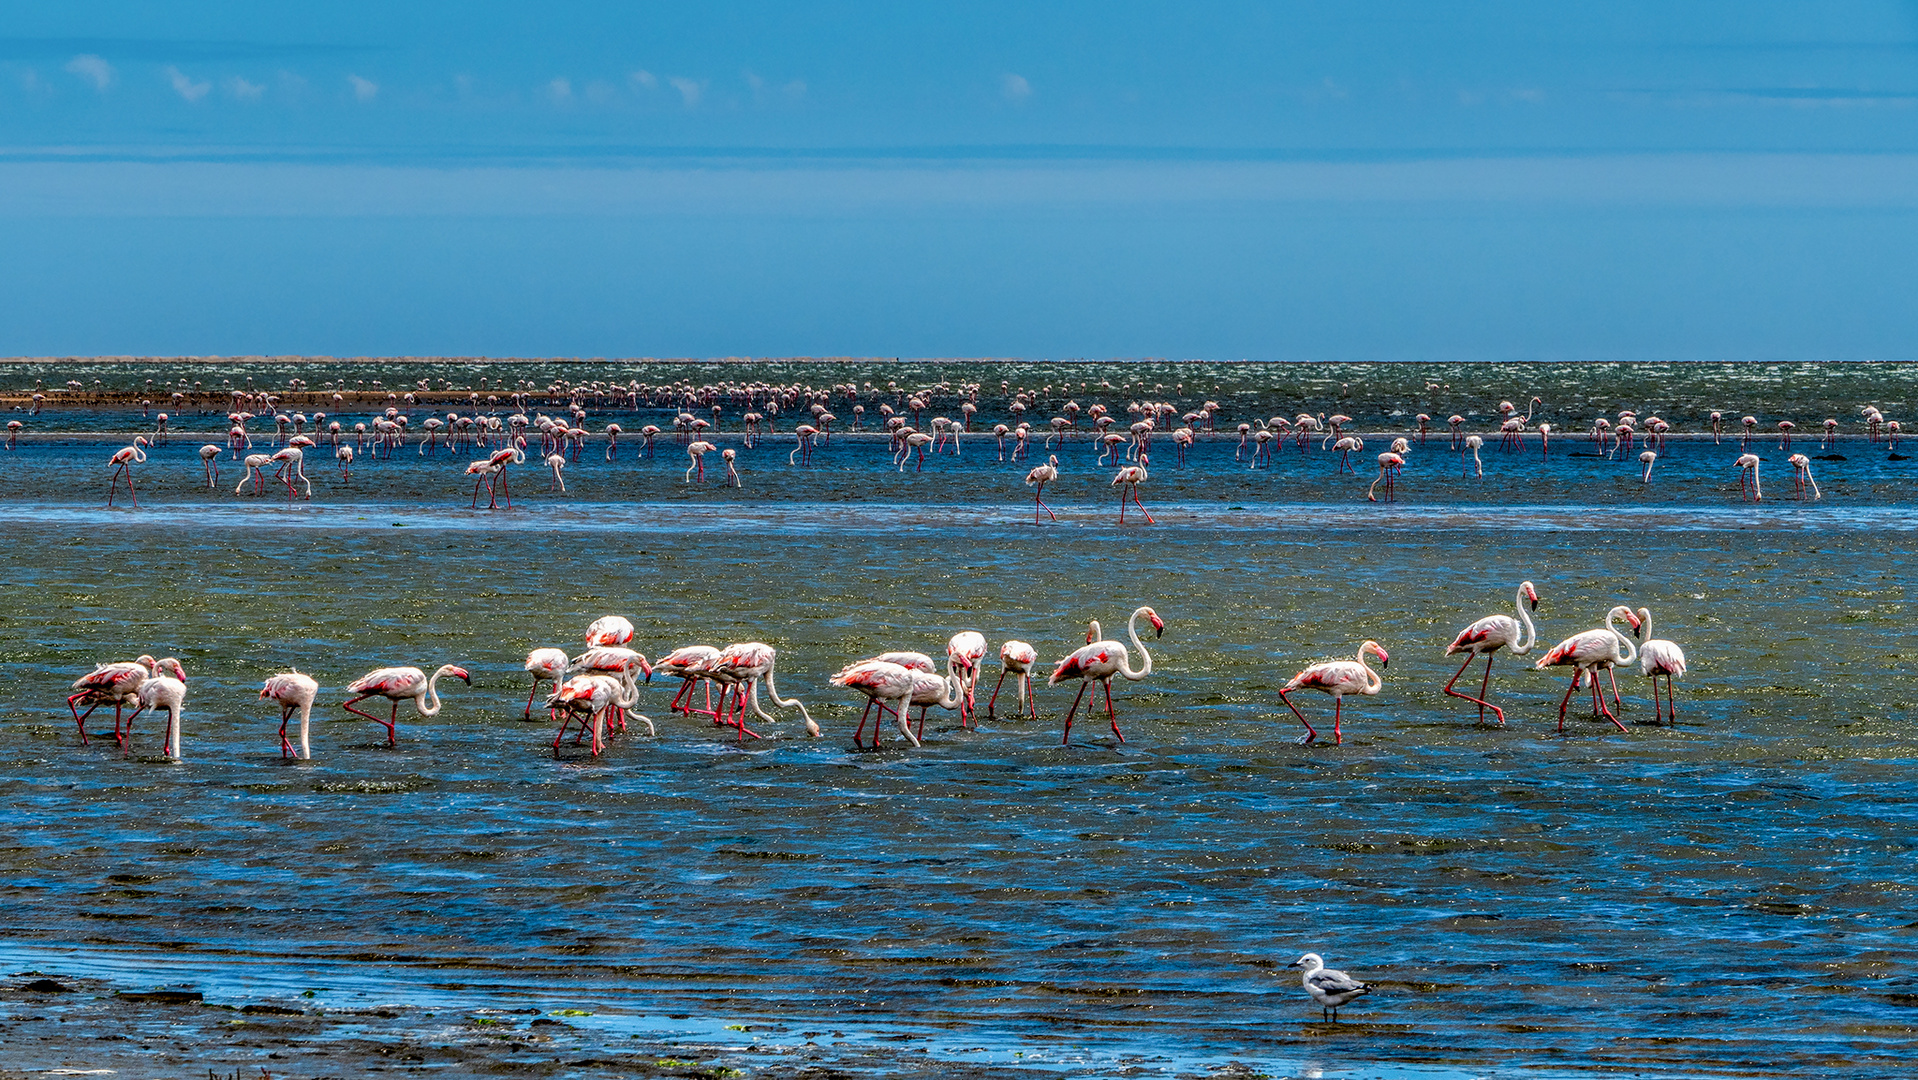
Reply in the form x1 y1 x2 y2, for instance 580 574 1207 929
1528 598 1538 611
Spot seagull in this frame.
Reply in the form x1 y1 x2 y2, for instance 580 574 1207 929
1289 952 1371 1021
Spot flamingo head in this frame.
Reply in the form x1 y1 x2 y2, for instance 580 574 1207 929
1357 640 1389 668
1521 581 1539 610
1141 606 1165 638
1610 606 1643 637
447 666 473 684
154 657 186 683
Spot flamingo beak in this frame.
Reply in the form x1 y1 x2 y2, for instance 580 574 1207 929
1152 617 1164 637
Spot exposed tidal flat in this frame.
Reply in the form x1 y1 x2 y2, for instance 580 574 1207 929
0 359 1912 1078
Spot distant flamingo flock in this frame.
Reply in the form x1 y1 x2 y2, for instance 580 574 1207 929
0 380 1898 516
65 582 1688 763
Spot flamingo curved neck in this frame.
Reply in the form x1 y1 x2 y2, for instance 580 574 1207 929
418 668 446 716
1607 611 1640 665
1120 607 1153 680
1512 585 1538 654
1637 607 1655 644
1355 648 1382 694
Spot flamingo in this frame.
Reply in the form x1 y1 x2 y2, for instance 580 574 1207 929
523 648 570 719
269 447 311 501
106 437 148 506
987 639 1038 719
1024 454 1060 523
1534 605 1641 732
1735 453 1762 501
545 452 566 492
1112 453 1154 524
1048 605 1163 745
1635 606 1688 726
260 671 319 760
1788 453 1821 499
337 445 353 480
584 615 635 647
710 641 820 738
946 630 987 727
125 666 188 761
199 444 222 487
5 420 18 449
1442 581 1539 725
547 674 639 757
1639 450 1657 483
685 440 715 483
1461 434 1484 477
831 659 922 749
655 644 722 719
341 664 471 746
67 655 159 746
1279 640 1387 745
1367 452 1404 502
484 442 527 506
236 453 275 495
721 447 740 487
902 667 965 738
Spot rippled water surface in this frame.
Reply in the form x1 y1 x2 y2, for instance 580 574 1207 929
1 361 1914 1078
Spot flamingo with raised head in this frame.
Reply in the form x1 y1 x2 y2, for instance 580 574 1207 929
987 639 1038 719
1534 605 1641 732
341 664 471 746
1049 605 1163 745
1442 581 1539 725
1279 641 1387 745
106 437 149 506
260 671 319 759
1635 607 1688 726
1025 455 1060 523
1112 454 1154 524
523 648 570 719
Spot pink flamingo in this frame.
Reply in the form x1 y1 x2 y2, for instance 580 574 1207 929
67 655 159 746
1639 450 1657 483
1025 455 1060 523
655 644 722 719
106 437 148 506
199 444 222 487
6 420 19 449
125 665 188 761
1788 453 1821 499
1279 641 1387 745
987 639 1038 719
1461 435 1484 478
685 440 715 483
1367 452 1404 502
269 447 311 501
341 664 471 746
260 671 319 760
1534 605 1640 732
1048 605 1163 745
523 648 570 719
585 616 635 647
547 674 642 757
710 641 820 738
832 659 922 749
1442 581 1538 725
337 445 353 480
545 453 566 492
946 630 987 727
1735 453 1762 501
1113 453 1154 524
1635 607 1688 726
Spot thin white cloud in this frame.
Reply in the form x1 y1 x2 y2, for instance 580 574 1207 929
1002 73 1031 101
19 69 46 95
165 66 211 103
227 76 265 102
630 69 657 90
348 74 378 103
545 77 572 104
669 76 703 108
784 79 807 100
64 54 114 93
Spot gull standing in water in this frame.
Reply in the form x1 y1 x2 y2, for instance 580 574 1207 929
1288 953 1372 1022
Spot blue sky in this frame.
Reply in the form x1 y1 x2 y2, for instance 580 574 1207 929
5 2 1918 358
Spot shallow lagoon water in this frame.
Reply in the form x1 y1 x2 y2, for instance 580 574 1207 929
1 363 1914 1078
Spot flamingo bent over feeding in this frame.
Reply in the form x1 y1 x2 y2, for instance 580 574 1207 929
988 639 1039 719
523 648 570 719
261 671 320 759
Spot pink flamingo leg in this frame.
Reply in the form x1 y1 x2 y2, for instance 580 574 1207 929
279 706 297 759
1606 666 1624 711
1665 676 1679 724
1025 674 1037 719
1442 653 1504 725
341 695 401 746
1103 678 1125 743
1061 682 1089 745
1132 490 1155 525
1331 695 1344 745
1279 689 1318 744
1556 672 1581 732
987 670 1008 716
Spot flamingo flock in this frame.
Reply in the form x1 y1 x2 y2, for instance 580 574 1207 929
54 577 1705 765
35 380 1893 520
